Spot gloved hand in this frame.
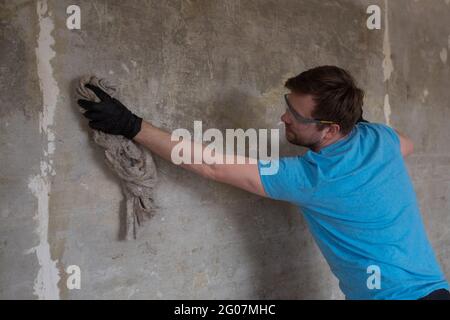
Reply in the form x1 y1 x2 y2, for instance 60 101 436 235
78 84 142 139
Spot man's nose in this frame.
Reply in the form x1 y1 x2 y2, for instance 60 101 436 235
281 111 290 124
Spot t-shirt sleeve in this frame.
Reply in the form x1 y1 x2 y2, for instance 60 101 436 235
380 124 401 148
369 123 402 153
257 156 314 205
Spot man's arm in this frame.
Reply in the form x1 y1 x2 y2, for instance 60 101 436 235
78 84 266 197
394 129 414 157
134 120 267 197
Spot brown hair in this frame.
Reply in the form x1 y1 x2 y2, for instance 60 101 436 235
284 65 364 135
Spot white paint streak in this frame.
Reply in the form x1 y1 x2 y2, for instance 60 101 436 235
26 175 59 300
35 1 58 141
25 0 60 300
382 0 393 127
383 94 391 126
440 48 447 64
207 54 214 80
382 0 393 82
421 88 429 103
121 63 130 73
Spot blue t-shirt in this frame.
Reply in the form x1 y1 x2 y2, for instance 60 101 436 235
258 122 449 299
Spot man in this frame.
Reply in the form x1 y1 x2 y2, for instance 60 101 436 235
78 65 449 300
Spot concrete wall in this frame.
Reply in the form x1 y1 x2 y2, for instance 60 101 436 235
1 0 449 299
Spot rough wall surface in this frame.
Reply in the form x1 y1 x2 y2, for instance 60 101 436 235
0 0 449 299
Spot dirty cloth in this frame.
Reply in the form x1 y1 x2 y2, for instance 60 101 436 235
76 76 157 240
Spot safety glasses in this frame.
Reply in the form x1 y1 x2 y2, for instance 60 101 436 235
284 94 337 125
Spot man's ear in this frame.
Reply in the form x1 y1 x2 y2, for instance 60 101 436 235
325 124 341 139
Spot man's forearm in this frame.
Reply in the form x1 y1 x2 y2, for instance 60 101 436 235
133 120 266 196
133 120 175 162
133 120 215 179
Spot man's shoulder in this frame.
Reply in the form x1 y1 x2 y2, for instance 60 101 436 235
356 122 401 150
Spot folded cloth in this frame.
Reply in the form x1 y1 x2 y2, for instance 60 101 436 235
76 76 158 240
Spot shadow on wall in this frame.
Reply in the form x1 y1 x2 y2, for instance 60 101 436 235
171 88 326 299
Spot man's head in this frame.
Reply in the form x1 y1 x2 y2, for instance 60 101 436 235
281 65 364 151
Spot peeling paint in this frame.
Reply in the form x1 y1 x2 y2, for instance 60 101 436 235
382 0 393 82
383 94 391 126
382 0 393 127
25 0 60 300
26 175 59 299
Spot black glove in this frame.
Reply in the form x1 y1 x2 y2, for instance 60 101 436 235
78 84 142 139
